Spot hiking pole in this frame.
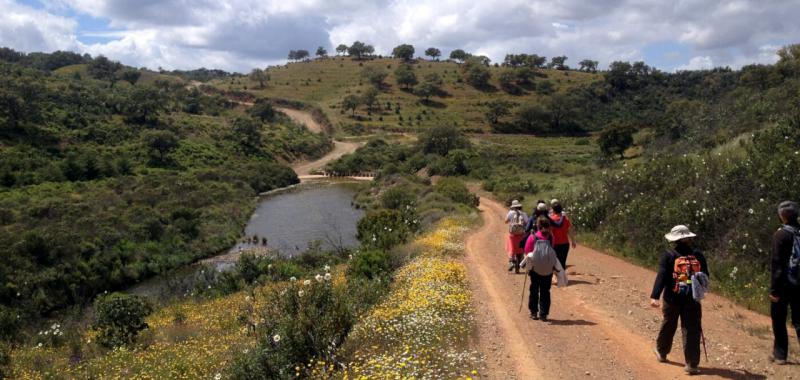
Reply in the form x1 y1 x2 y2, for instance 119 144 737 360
700 329 709 362
518 271 527 313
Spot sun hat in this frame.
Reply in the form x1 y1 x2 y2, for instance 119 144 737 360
664 225 697 242
536 203 548 211
550 199 559 205
510 200 523 209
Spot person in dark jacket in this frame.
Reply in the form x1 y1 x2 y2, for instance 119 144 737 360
650 225 709 375
769 201 800 365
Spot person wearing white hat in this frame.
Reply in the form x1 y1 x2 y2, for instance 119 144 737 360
649 225 709 375
504 200 529 273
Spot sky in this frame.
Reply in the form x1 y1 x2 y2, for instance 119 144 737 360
1 0 798 73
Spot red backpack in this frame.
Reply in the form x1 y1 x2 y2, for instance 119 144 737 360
672 253 701 295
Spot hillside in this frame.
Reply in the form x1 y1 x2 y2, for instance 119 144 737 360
214 57 600 133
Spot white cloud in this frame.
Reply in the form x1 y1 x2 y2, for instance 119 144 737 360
0 0 82 53
677 56 714 71
3 0 800 72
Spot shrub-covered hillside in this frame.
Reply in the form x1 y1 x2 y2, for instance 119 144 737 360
0 50 331 334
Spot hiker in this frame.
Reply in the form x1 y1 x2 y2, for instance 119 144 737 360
505 200 529 273
524 200 549 234
549 199 576 269
769 201 800 365
521 217 565 321
650 225 709 375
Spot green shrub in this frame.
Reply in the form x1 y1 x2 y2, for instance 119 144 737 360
348 249 391 280
380 186 416 210
357 209 420 250
92 293 153 348
435 177 478 206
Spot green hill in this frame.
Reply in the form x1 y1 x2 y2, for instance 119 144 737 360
214 57 601 134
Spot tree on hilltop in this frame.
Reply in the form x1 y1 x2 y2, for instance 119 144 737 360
449 49 469 63
316 46 328 58
549 56 568 70
88 55 122 86
120 69 141 85
425 47 441 61
579 59 598 72
348 41 374 60
392 44 415 61
336 44 349 56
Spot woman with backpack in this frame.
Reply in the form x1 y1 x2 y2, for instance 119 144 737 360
505 200 529 273
521 217 566 321
650 225 709 375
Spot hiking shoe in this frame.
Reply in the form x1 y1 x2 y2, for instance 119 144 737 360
508 263 515 272
515 268 521 274
769 355 788 365
684 366 700 375
653 347 667 363
529 313 539 320
539 314 548 322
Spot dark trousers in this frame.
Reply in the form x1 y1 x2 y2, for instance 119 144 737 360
656 300 702 367
510 253 523 269
528 271 553 316
554 243 570 269
771 290 800 361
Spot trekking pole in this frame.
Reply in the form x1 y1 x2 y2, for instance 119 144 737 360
700 329 709 362
518 271 527 312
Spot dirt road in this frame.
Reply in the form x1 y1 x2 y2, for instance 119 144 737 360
275 108 364 179
466 195 798 379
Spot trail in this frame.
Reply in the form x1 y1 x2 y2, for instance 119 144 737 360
274 107 366 181
466 193 797 379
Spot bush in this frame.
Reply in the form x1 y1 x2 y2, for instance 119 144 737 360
357 209 420 250
435 177 479 206
229 278 355 379
380 186 416 210
93 293 153 348
348 249 391 280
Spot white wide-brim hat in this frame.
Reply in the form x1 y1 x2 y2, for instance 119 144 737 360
664 225 697 242
510 200 523 209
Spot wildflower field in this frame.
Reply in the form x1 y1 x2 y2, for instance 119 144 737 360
10 291 255 379
341 217 483 379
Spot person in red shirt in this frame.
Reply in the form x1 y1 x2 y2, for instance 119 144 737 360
549 199 576 269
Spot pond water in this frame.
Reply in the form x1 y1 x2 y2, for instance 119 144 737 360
129 181 364 297
234 182 364 256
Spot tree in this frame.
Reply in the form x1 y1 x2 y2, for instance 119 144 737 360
416 73 442 101
497 69 519 94
392 44 415 61
362 87 379 112
578 59 598 73
424 47 441 61
88 55 122 85
342 94 361 115
394 64 418 89
514 102 552 133
122 85 164 125
249 68 269 88
336 44 349 56
348 41 374 59
549 56 568 70
598 122 635 159
295 50 310 61
142 130 179 165
315 46 328 58
462 57 491 88
485 99 514 124
418 124 470 155
120 69 141 85
361 66 387 88
449 49 469 63
232 116 263 153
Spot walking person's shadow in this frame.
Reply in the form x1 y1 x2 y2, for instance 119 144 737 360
545 319 597 326
665 361 768 379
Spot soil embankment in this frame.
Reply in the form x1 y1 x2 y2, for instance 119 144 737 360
465 193 797 379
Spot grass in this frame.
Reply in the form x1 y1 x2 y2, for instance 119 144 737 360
211 58 601 134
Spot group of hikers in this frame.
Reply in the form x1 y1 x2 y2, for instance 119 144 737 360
503 199 800 375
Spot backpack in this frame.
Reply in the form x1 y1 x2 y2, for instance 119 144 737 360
672 252 702 296
781 225 800 286
510 210 525 235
